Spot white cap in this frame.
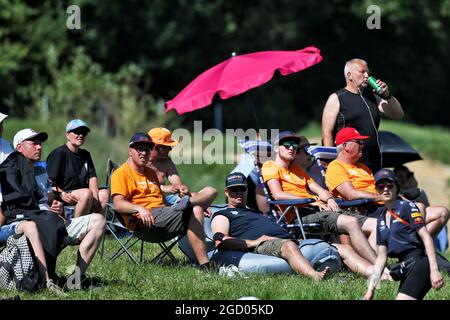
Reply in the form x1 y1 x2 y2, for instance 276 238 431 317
13 128 48 149
0 112 8 123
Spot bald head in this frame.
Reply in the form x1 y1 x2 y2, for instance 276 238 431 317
344 58 368 81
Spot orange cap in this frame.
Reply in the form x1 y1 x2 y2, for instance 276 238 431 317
147 127 178 146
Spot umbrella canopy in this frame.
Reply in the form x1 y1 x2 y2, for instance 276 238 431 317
379 130 423 167
165 46 323 115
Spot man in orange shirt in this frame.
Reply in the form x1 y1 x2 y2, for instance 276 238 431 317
111 132 217 269
262 131 377 264
325 127 448 238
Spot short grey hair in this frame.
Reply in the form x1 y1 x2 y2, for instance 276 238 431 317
344 58 368 80
336 144 343 154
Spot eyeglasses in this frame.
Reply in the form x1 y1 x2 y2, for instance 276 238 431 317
375 182 396 191
70 129 89 136
345 140 364 146
280 141 300 151
227 186 247 193
156 145 172 151
132 145 153 153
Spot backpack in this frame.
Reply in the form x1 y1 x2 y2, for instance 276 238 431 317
299 238 342 275
0 234 42 291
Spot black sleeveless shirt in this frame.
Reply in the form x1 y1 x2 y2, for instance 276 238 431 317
334 87 382 172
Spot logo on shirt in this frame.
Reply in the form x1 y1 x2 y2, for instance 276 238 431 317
230 210 239 215
414 217 424 225
411 212 423 218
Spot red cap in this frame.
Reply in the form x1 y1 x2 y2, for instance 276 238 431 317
335 127 369 145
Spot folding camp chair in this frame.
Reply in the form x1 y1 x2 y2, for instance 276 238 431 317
99 159 180 264
239 140 323 240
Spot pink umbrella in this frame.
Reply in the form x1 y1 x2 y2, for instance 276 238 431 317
165 46 323 115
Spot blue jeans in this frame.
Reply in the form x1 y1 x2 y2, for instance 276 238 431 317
0 224 17 243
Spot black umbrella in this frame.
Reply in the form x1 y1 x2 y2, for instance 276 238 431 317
379 130 423 167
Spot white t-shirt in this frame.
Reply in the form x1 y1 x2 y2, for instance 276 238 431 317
0 137 13 165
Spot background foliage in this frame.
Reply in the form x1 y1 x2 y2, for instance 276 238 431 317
1 0 449 134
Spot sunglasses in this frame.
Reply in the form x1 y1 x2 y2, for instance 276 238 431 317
228 186 247 193
71 129 89 136
132 144 153 153
280 141 300 151
375 182 396 191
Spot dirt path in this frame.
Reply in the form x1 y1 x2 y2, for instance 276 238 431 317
407 159 450 207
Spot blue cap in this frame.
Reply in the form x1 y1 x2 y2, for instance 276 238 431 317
272 131 301 146
129 132 154 147
66 119 90 133
374 168 398 185
225 172 247 188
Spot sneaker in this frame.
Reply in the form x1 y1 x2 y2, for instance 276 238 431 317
219 264 248 278
46 280 67 297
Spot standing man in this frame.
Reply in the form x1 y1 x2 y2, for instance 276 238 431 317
322 58 404 172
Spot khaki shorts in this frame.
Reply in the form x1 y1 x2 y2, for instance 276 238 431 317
255 239 297 257
302 209 368 234
66 215 91 243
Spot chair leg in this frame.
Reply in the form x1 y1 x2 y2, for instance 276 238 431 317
140 240 144 263
149 240 179 264
107 225 141 264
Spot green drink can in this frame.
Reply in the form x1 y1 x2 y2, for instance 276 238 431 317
368 76 383 94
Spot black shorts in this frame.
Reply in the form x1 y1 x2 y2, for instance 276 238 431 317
397 253 431 299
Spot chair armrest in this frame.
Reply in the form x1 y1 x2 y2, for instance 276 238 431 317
267 198 315 206
335 198 374 207
106 202 138 214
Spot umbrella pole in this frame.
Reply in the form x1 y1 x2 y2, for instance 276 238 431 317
247 91 261 131
214 100 223 131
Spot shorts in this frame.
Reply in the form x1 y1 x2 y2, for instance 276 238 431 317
0 224 17 242
397 253 431 299
65 215 91 244
301 209 368 234
255 239 296 257
135 205 192 242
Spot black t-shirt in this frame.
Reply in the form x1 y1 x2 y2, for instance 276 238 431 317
46 144 97 191
334 87 382 171
212 207 292 240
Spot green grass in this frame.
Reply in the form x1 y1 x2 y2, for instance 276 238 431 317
1 237 449 300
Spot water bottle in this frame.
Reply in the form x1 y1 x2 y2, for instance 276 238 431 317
367 76 385 95
65 206 75 224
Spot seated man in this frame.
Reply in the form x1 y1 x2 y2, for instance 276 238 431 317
325 127 449 238
111 132 217 269
147 127 190 205
394 165 430 205
261 131 378 264
212 172 387 280
47 119 109 217
0 129 68 282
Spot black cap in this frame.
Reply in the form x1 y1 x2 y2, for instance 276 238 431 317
225 172 247 188
129 132 154 147
272 131 301 146
374 168 398 185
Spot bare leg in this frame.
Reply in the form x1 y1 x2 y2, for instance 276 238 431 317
396 293 416 300
337 215 377 264
17 221 50 282
361 218 377 251
70 188 94 218
425 206 449 237
281 241 328 280
75 213 106 274
97 188 109 215
189 187 217 210
334 243 372 277
187 205 209 265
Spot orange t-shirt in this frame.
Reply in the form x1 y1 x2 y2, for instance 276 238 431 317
261 161 319 222
325 159 376 198
111 161 164 230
